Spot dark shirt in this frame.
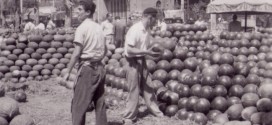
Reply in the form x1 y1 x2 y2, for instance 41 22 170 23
114 20 126 41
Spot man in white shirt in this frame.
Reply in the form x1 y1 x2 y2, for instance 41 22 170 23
24 19 35 32
62 1 108 125
101 13 114 45
195 16 207 26
122 7 163 125
46 17 56 30
35 22 45 30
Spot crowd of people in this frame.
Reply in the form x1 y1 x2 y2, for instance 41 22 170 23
23 17 56 32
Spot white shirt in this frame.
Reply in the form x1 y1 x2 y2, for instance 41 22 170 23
35 23 45 30
24 22 35 32
124 21 151 57
74 19 105 61
195 20 207 26
159 21 167 31
47 20 56 30
101 20 114 36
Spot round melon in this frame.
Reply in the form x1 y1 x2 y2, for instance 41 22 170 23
0 66 10 74
14 90 27 102
19 77 27 83
10 66 20 72
48 58 59 65
58 29 66 35
20 71 28 77
15 60 25 67
41 69 51 75
28 42 39 49
26 59 38 66
57 47 68 54
213 113 229 124
16 43 27 49
55 63 65 70
28 71 39 77
5 45 16 51
5 38 16 45
43 75 50 80
7 54 18 61
33 65 44 71
0 117 8 125
28 35 43 43
42 53 52 59
65 35 74 42
3 60 14 67
51 41 62 48
259 84 272 99
31 53 42 60
38 59 47 65
257 98 272 112
241 106 258 120
54 34 66 41
64 53 72 59
47 48 57 54
9 114 34 125
0 97 19 120
52 53 63 59
39 41 51 49
1 50 11 57
24 48 35 55
12 49 23 55
251 112 264 124
60 58 69 64
22 65 32 72
42 35 54 42
18 54 30 60
35 48 47 55
241 93 259 107
26 77 34 81
63 42 73 48
68 48 74 53
226 104 244 120
52 69 61 76
4 73 12 80
44 64 54 70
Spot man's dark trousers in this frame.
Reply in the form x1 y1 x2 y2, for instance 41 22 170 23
71 64 107 125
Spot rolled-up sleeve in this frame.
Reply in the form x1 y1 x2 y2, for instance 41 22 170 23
74 26 84 46
125 28 137 47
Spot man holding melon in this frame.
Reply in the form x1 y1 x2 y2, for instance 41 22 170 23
122 7 164 124
62 0 108 125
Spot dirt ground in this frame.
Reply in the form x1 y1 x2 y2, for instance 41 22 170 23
4 79 200 125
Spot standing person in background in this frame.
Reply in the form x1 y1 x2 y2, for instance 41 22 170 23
195 15 207 26
46 16 56 30
101 13 114 45
122 7 164 125
35 21 46 30
62 0 108 125
24 19 35 32
114 16 126 48
228 14 242 32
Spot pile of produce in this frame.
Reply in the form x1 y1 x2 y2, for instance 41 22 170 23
0 29 74 84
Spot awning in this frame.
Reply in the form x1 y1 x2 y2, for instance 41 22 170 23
207 0 272 14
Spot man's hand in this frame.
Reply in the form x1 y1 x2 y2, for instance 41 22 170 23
145 47 161 57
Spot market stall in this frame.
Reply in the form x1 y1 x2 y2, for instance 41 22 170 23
207 0 272 32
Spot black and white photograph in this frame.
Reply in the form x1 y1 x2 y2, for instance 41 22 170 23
0 0 272 125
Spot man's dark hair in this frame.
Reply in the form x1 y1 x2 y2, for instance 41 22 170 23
233 14 237 20
106 13 112 18
143 7 158 18
156 0 161 6
79 0 96 17
115 16 120 20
